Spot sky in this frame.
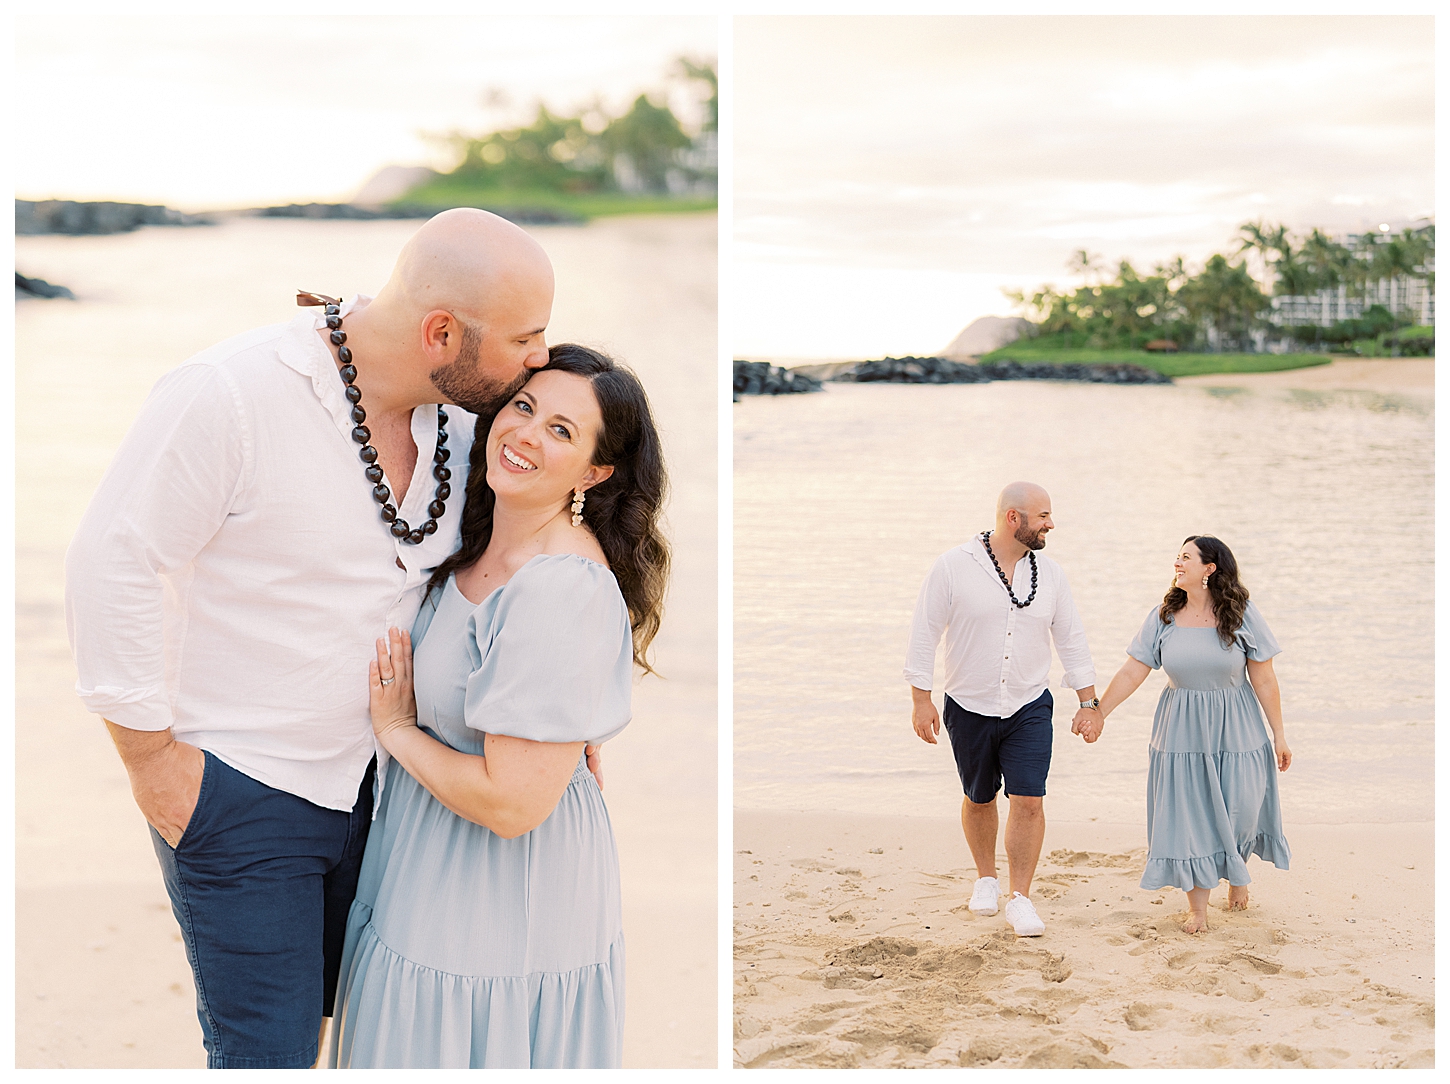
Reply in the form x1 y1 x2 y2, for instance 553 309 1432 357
734 15 1435 358
15 12 717 210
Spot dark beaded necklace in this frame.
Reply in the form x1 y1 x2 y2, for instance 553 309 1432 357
981 530 1038 608
297 291 452 545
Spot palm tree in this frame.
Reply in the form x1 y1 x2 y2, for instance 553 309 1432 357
1298 229 1351 292
1179 255 1270 351
1236 220 1291 296
1067 249 1102 289
1371 228 1434 353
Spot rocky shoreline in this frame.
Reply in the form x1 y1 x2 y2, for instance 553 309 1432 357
17 199 213 235
733 361 824 399
255 202 583 225
733 355 1171 397
15 272 75 300
16 198 584 236
835 355 1172 385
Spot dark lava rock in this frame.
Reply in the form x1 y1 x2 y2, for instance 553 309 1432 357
834 356 992 384
17 199 213 235
733 360 823 399
254 202 584 226
15 272 75 299
978 360 1172 384
832 356 1171 385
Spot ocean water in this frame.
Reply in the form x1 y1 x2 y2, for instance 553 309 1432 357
734 379 1432 827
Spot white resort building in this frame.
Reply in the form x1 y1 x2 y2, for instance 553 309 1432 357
1268 227 1435 329
1270 277 1435 328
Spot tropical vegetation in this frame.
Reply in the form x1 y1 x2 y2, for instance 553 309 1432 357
1005 220 1434 358
977 343 1332 379
400 58 716 218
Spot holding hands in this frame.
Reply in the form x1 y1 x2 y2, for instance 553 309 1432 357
1071 705 1105 743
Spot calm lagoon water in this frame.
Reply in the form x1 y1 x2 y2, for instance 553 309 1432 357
734 379 1432 827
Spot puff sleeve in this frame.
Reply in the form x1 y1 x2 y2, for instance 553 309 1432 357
463 555 633 745
1235 600 1282 662
1126 606 1167 669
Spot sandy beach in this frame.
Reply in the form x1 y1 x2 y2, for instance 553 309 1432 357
1176 357 1432 394
734 810 1433 1069
761 356 1434 396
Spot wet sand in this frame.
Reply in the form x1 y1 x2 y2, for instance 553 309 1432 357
734 811 1433 1069
1176 358 1432 394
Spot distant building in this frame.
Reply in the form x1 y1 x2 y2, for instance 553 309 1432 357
1270 278 1434 329
1268 228 1435 328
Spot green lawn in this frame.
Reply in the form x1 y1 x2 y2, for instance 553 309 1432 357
396 181 716 220
978 344 1335 378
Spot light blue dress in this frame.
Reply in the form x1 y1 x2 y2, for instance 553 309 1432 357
330 553 633 1068
1127 601 1291 891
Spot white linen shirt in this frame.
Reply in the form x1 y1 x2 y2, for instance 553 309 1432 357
65 296 476 811
903 536 1096 717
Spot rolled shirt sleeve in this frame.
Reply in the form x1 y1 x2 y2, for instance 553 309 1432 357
1048 564 1096 691
903 555 951 691
65 363 249 731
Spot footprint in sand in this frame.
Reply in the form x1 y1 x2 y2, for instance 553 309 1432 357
1123 1001 1172 1032
1017 1039 1125 1069
1187 1011 1254 1035
958 1037 1006 1066
1044 848 1142 869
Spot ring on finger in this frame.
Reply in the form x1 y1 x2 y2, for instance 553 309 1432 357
380 676 395 686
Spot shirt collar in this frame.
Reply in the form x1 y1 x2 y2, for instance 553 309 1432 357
276 293 370 386
964 531 1034 578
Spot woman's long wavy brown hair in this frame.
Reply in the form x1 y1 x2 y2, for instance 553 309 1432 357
427 343 671 674
1159 535 1249 648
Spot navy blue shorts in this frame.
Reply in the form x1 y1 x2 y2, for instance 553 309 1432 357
942 689 1054 804
150 751 373 1069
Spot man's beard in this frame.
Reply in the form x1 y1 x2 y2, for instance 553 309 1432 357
1014 521 1049 550
428 322 529 416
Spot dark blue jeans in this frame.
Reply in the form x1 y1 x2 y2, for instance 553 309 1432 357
150 751 373 1068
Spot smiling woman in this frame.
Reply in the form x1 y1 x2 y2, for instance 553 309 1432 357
429 345 670 671
332 345 670 1068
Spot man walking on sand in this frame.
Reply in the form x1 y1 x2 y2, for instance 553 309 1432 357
905 482 1102 937
65 209 599 1068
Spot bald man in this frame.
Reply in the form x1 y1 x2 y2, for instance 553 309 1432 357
904 483 1102 937
65 210 569 1067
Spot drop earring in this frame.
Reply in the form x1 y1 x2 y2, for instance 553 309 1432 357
571 488 585 527
1201 574 1210 588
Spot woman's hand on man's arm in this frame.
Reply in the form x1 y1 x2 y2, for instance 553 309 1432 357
370 627 591 837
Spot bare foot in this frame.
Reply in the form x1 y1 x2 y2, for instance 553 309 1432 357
1226 885 1249 911
1182 911 1209 934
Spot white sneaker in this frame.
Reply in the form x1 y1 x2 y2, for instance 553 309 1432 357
968 876 1001 916
1005 892 1045 936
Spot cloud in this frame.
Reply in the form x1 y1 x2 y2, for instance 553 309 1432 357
734 14 1433 354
